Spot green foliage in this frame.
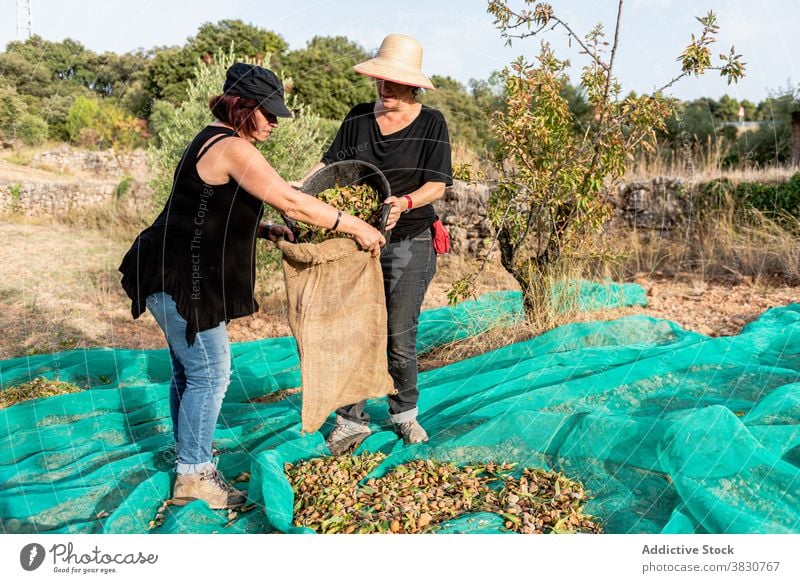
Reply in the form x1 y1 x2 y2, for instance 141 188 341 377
0 36 88 98
116 176 134 200
283 36 374 120
144 47 199 105
0 83 28 139
421 75 492 155
260 107 339 182
9 183 22 202
452 163 486 182
147 100 178 146
66 95 145 158
724 122 791 167
0 36 149 115
40 93 79 141
145 20 287 106
697 173 800 226
470 1 745 317
193 20 286 60
17 113 48 146
66 95 101 143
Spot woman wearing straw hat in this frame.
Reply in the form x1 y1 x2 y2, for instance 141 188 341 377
120 63 385 509
297 33 453 454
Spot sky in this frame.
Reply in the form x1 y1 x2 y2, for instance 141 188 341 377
0 0 797 102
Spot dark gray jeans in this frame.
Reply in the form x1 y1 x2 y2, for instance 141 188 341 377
337 231 436 425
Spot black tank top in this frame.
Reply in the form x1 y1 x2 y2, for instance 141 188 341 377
119 125 264 345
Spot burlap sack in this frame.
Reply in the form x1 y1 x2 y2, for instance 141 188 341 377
277 238 395 433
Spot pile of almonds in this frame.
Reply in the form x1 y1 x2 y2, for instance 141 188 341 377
294 183 382 243
286 453 603 534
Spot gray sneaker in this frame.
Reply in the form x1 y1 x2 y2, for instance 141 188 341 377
395 419 428 444
326 417 371 455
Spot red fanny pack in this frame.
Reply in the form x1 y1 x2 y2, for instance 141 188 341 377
431 219 451 255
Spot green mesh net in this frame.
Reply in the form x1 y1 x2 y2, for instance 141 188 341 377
1 281 798 534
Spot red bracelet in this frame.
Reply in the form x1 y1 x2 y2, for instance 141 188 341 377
403 195 413 210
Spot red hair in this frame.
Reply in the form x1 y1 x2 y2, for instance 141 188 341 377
208 94 261 139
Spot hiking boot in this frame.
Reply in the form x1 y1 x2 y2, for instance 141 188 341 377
395 419 428 444
326 417 371 455
172 465 247 509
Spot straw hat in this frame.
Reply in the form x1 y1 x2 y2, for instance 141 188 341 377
353 34 435 90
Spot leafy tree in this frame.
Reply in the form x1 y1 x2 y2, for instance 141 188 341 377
147 100 177 146
144 47 199 105
470 71 506 113
283 36 374 120
0 50 54 99
664 99 718 145
421 75 491 154
717 94 739 121
66 95 101 143
17 113 48 145
449 1 745 317
0 83 29 139
3 36 91 81
145 20 287 106
191 20 286 61
40 93 79 141
66 95 145 166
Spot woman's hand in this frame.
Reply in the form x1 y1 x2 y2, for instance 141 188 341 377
382 196 408 231
287 180 304 189
352 222 385 256
258 222 295 242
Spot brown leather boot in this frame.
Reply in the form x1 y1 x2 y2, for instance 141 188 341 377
172 466 247 510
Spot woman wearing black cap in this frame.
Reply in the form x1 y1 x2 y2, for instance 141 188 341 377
119 63 385 510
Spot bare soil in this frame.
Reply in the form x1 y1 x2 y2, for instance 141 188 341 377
0 219 796 362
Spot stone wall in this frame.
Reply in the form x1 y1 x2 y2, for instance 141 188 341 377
32 146 149 181
607 177 690 231
1 171 697 251
432 180 495 255
433 177 697 255
0 180 152 216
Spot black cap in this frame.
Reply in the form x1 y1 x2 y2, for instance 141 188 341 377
223 62 292 118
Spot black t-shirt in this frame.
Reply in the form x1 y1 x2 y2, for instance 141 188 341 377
322 102 453 239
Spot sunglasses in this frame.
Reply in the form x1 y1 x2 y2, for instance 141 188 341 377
259 107 279 124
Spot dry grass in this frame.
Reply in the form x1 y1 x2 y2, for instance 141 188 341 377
1 143 75 178
624 140 797 184
603 207 800 284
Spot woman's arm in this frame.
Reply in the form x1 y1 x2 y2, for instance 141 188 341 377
291 161 326 187
383 182 447 231
223 139 384 254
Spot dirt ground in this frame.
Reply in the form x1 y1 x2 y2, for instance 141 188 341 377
0 218 797 361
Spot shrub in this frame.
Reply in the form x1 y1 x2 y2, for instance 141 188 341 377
0 83 28 139
696 173 800 227
115 175 134 200
40 93 76 141
66 95 145 154
66 95 101 143
17 113 48 146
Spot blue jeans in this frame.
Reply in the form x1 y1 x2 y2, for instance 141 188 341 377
146 292 231 474
337 231 437 425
